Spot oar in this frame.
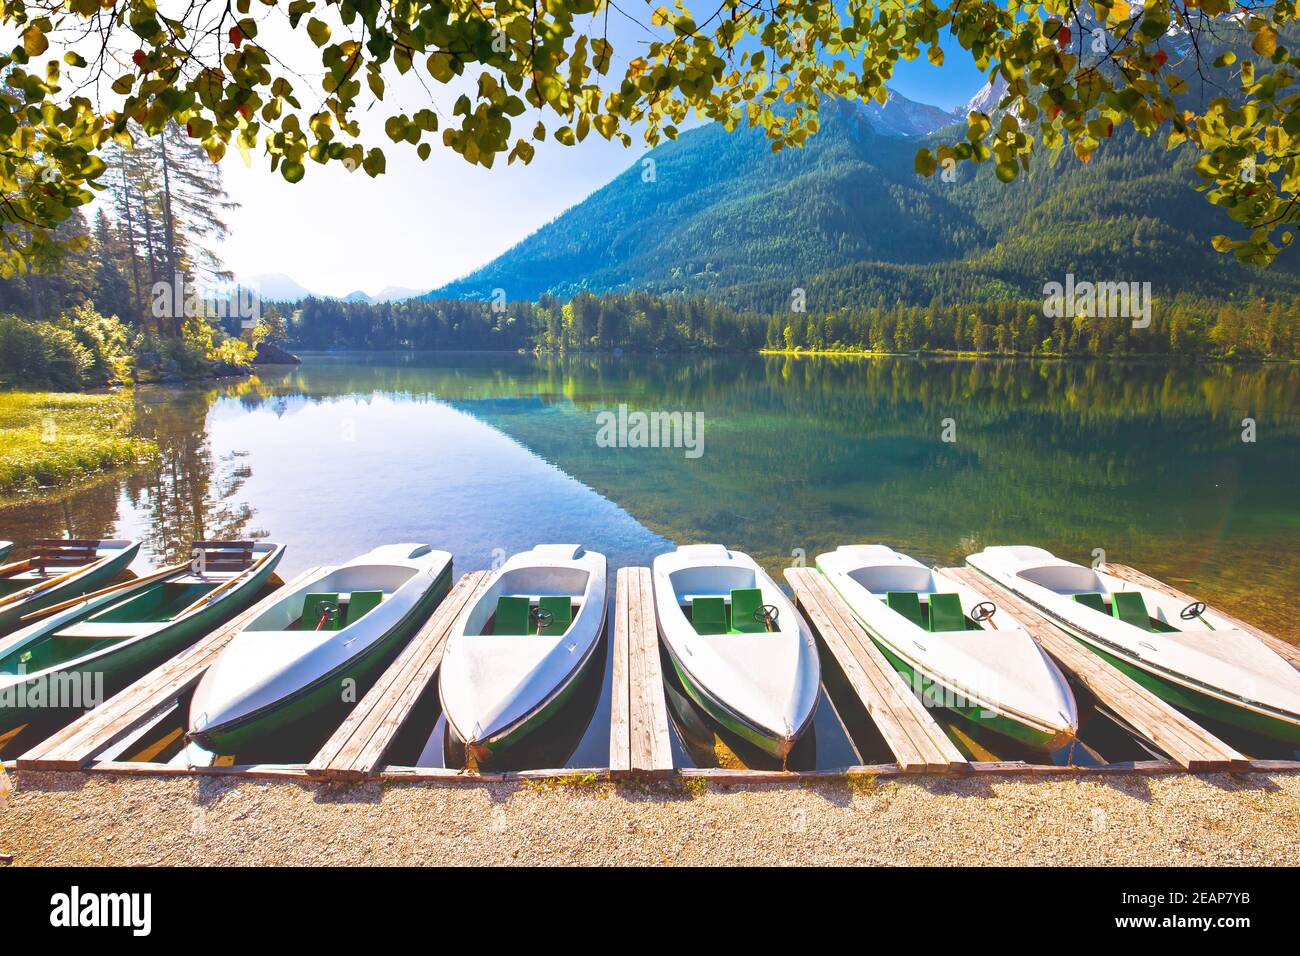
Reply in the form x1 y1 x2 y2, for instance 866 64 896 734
0 558 32 578
172 549 276 619
0 554 111 610
17 560 192 624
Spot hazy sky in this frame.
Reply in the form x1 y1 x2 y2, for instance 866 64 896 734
216 19 987 298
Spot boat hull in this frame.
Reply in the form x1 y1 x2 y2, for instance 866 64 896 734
865 632 1071 751
0 550 281 732
1074 632 1300 746
662 644 808 760
444 632 604 769
190 564 452 756
0 544 139 636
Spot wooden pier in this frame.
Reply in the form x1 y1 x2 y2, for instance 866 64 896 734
784 567 968 773
6 559 1296 785
938 567 1251 772
17 566 327 772
1105 564 1300 671
609 567 673 776
308 571 492 780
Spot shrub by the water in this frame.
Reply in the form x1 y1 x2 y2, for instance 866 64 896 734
0 307 132 388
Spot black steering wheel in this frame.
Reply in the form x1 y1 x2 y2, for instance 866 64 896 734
971 601 997 623
755 604 781 631
529 606 555 631
1179 601 1208 622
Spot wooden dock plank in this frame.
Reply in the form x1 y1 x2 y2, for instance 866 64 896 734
1105 564 1300 671
308 571 492 780
938 567 1251 772
625 567 672 774
784 568 967 773
608 567 633 773
17 566 325 772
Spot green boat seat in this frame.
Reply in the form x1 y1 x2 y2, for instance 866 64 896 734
729 587 768 633
301 592 341 631
1111 591 1152 631
886 591 927 629
492 595 531 635
691 597 728 636
928 592 966 632
344 590 383 626
537 595 573 636
1073 592 1109 614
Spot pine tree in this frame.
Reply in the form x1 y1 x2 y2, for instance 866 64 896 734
91 209 134 322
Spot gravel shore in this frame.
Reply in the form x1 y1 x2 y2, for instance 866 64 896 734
2 769 1297 866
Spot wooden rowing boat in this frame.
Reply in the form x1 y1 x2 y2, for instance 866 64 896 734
0 541 283 731
0 539 140 636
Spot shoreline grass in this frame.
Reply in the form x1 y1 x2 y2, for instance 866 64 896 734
758 347 1300 364
0 391 157 496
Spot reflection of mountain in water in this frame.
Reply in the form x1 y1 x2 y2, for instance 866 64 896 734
241 353 1300 640
10 354 1291 643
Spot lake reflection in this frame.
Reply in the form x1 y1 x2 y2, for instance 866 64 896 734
3 352 1297 645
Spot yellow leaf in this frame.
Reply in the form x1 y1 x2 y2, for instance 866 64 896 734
1252 26 1277 57
23 25 48 57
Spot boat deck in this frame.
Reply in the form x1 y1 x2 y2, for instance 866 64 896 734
1104 563 1300 671
785 567 967 773
308 570 493 780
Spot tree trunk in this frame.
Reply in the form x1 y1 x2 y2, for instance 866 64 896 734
158 131 181 335
118 161 145 326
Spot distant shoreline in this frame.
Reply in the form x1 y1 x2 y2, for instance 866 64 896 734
283 346 1300 364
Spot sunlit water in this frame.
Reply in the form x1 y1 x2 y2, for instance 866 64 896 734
3 352 1297 766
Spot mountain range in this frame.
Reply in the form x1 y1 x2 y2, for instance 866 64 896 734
430 78 1300 311
247 273 425 304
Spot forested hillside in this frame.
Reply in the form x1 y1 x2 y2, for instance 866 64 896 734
431 97 1300 312
285 289 1299 358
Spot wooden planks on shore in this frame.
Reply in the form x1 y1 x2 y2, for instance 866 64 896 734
938 567 1250 772
17 566 327 772
784 567 967 773
307 571 492 781
609 567 673 776
1105 563 1300 671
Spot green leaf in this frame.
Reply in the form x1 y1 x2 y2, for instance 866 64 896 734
427 51 456 83
306 18 331 47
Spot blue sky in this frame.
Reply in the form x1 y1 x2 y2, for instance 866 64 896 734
217 15 989 298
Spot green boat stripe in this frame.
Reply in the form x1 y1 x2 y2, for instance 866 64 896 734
851 614 1061 736
198 564 452 739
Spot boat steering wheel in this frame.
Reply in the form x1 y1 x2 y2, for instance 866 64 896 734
1179 601 1208 622
971 601 997 623
529 606 554 632
755 604 781 631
